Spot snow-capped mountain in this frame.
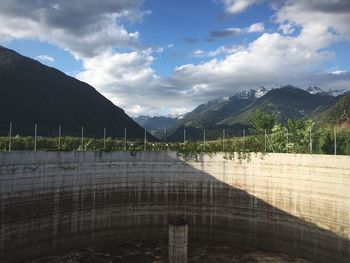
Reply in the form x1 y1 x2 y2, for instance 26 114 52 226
326 89 348 97
306 87 350 97
232 87 271 100
306 86 325 95
167 85 339 142
254 87 269 98
234 89 255 99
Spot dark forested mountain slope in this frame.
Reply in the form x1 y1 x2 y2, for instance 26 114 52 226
316 93 350 127
220 85 337 125
0 46 155 139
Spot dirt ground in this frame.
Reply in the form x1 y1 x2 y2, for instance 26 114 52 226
27 241 312 263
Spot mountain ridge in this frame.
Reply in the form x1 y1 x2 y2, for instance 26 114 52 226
165 85 344 141
0 45 156 140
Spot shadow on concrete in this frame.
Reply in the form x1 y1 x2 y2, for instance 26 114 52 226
0 151 349 263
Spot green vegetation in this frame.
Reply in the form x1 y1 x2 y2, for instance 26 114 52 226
1 92 349 155
1 120 349 155
167 86 339 141
325 93 350 125
249 109 278 134
0 135 154 152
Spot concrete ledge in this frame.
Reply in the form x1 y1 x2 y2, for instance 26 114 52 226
0 151 349 262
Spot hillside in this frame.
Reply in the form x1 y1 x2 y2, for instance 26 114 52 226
167 86 339 141
319 93 350 127
220 85 337 126
166 90 256 139
0 46 155 140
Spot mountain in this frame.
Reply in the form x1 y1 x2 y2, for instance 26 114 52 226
0 45 156 140
166 90 255 141
254 87 269 98
166 88 267 141
221 85 337 124
319 93 350 128
326 88 349 97
306 86 327 95
306 86 350 97
167 85 339 141
134 115 179 139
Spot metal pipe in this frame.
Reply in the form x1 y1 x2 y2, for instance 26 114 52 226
81 126 84 151
103 127 106 150
34 124 37 151
124 128 127 150
58 125 61 150
222 129 225 152
8 122 12 152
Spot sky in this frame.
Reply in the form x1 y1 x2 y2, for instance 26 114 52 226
1 0 350 117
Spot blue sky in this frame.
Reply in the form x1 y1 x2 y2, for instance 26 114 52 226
1 0 350 116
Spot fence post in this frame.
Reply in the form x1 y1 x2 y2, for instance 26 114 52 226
265 129 267 153
309 128 312 154
222 129 225 152
264 129 267 153
286 129 288 153
334 127 337 155
58 125 61 150
183 128 186 144
34 124 37 151
144 128 147 151
124 128 127 150
243 129 246 151
81 126 84 151
8 122 12 152
203 129 206 150
103 127 106 150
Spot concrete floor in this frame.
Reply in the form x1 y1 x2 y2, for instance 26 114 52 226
26 242 311 263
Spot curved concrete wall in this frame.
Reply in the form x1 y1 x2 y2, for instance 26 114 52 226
0 151 349 263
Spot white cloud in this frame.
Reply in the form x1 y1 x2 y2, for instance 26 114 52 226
78 26 348 116
247 22 265 33
276 0 350 42
193 45 244 57
332 70 347 75
0 0 168 116
221 0 259 15
0 0 146 59
76 48 214 116
77 50 156 94
126 104 149 116
1 0 350 117
211 22 264 38
74 1 350 115
36 55 55 63
76 50 193 116
278 23 295 35
168 31 339 100
168 107 190 118
193 49 206 57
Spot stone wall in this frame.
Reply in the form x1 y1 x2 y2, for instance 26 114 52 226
0 151 349 262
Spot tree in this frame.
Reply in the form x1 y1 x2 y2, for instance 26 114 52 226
269 124 288 152
320 128 349 155
286 119 314 153
249 109 278 134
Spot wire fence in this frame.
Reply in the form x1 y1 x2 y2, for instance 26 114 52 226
1 122 349 155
